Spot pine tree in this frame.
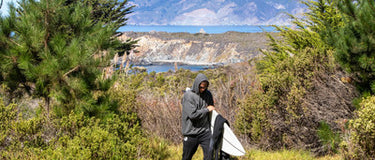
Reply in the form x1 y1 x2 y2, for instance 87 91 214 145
0 0 130 116
330 0 375 93
65 0 136 56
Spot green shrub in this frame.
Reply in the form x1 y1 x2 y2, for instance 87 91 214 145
341 96 375 159
236 88 275 142
1 96 168 159
0 98 17 147
12 113 47 148
109 80 138 113
317 121 341 154
0 101 49 159
236 0 345 150
48 104 165 159
237 47 332 148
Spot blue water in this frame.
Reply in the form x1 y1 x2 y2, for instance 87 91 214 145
119 25 276 34
134 64 214 73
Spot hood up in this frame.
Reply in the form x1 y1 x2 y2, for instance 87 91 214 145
191 73 209 94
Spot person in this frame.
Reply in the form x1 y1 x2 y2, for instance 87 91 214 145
181 73 216 160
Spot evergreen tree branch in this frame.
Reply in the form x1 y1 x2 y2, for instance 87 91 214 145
64 65 80 78
44 0 50 51
9 38 21 46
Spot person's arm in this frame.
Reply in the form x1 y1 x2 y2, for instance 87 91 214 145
183 94 209 120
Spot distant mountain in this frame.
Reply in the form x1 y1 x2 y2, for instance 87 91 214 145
126 0 306 26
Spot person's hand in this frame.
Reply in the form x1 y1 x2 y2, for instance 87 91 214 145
207 105 215 112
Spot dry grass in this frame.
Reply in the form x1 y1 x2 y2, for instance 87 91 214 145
134 62 257 145
137 91 183 143
164 143 343 160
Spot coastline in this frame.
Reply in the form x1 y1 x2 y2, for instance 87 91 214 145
149 60 222 66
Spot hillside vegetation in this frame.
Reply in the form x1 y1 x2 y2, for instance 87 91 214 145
236 0 375 158
1 0 375 159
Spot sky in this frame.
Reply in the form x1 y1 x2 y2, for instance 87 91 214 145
0 0 304 25
0 0 19 17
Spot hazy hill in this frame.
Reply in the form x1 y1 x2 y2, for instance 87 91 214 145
126 0 306 25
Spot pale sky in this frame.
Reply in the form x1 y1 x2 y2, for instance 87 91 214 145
0 0 19 17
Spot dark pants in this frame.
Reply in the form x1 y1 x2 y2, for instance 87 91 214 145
182 131 211 160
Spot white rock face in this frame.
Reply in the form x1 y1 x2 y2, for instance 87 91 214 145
118 31 272 65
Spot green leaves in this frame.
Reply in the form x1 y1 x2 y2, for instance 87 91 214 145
0 0 132 116
330 0 375 93
237 0 342 150
0 98 17 145
344 96 375 159
317 121 341 154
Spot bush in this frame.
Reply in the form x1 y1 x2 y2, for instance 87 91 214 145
317 121 341 154
236 88 274 143
0 98 17 148
0 93 168 160
341 96 375 159
0 102 49 159
235 0 357 152
237 47 334 149
48 113 143 159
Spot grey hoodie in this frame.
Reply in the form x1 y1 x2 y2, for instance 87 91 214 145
181 73 214 136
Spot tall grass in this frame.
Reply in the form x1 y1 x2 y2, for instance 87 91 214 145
164 143 342 160
248 149 342 160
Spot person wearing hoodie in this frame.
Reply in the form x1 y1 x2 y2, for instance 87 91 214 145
181 73 216 160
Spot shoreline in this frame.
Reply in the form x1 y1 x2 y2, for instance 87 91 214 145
131 59 225 66
148 60 223 66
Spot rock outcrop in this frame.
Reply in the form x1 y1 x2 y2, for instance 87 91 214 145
119 31 276 65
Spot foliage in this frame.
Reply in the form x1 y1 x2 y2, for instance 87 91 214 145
113 63 255 144
0 98 168 159
65 0 134 30
64 0 137 56
48 113 143 159
317 121 341 154
0 0 129 116
0 98 17 148
236 88 274 142
341 96 375 159
256 0 340 105
236 0 343 150
322 1 375 158
115 69 197 143
328 0 375 94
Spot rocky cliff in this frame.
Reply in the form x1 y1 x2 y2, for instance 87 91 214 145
119 31 276 65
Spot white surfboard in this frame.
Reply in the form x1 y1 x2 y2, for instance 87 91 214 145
210 110 246 156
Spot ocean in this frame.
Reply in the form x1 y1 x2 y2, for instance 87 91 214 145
118 25 277 34
134 64 215 74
